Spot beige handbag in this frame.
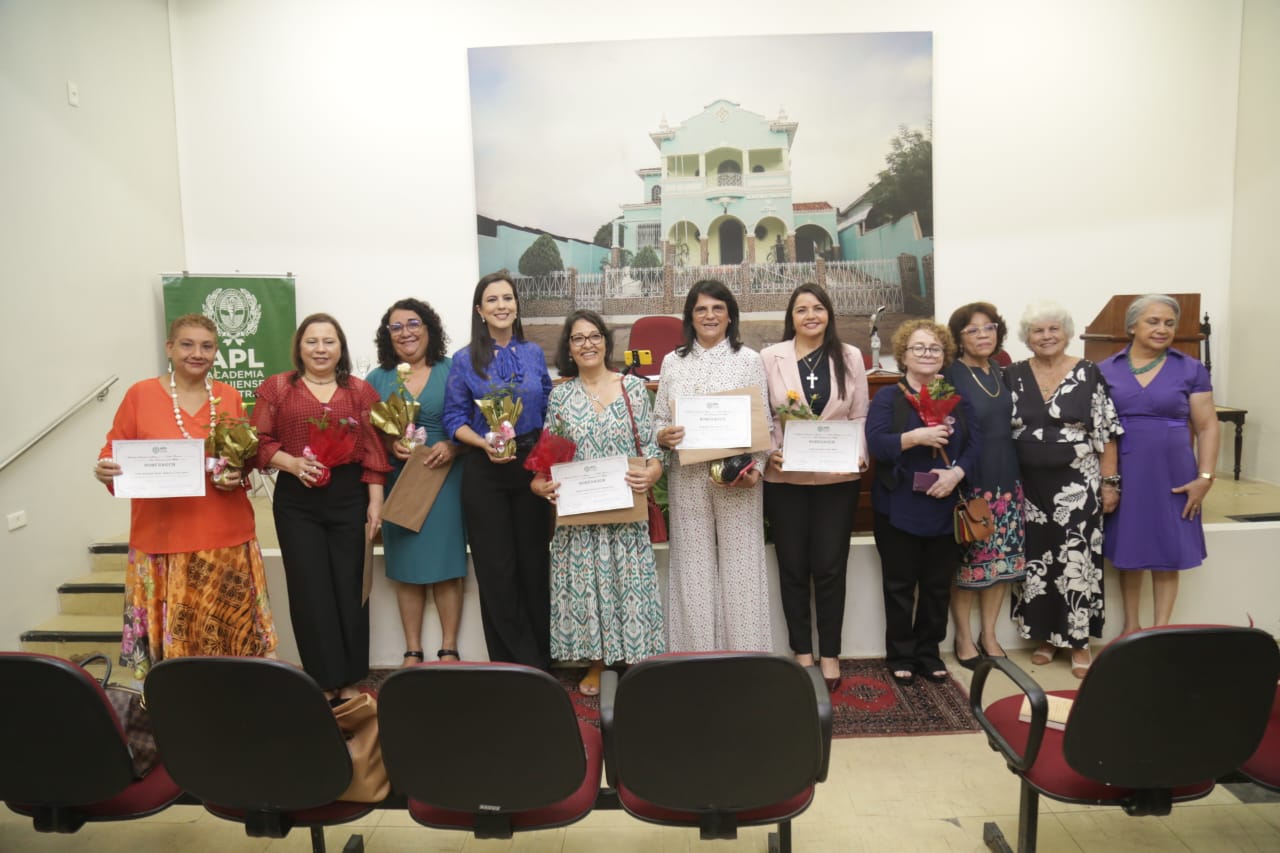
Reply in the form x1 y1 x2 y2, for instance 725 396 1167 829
332 693 390 802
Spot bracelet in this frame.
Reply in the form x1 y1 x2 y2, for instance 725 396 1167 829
1198 472 1215 481
1100 474 1121 487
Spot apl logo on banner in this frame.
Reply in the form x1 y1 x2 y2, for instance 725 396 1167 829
162 275 297 409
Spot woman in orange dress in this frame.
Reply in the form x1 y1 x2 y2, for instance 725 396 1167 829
94 313 277 682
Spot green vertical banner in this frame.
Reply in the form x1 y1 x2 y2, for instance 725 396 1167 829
162 275 296 410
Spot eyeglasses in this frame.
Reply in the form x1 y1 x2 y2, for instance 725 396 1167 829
962 324 998 337
906 344 945 357
569 332 605 348
387 319 424 336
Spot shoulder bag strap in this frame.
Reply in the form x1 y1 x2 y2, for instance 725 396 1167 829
619 375 644 455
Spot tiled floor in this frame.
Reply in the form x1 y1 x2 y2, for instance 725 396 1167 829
3 646 1278 852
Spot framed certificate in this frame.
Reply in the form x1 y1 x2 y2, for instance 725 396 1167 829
780 420 864 473
111 439 207 498
551 455 634 517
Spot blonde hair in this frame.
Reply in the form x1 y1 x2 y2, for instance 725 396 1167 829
891 318 956 369
167 313 216 342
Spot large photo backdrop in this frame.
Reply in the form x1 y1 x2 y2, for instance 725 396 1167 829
468 32 934 370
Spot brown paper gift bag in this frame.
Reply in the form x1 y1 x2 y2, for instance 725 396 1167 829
333 693 390 803
380 445 452 533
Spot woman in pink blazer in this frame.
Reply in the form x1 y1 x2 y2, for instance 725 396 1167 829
761 283 870 691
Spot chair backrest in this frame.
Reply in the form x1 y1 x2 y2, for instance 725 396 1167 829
610 653 826 811
378 662 586 812
1064 625 1280 788
144 657 352 811
627 316 684 378
0 652 135 806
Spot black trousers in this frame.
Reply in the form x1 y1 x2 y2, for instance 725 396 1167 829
764 480 861 658
461 445 551 669
872 512 959 672
273 464 370 690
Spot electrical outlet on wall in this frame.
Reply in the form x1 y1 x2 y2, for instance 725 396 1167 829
7 510 28 531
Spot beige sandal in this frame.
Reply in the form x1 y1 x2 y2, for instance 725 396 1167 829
578 662 604 696
1030 644 1057 666
1070 648 1092 679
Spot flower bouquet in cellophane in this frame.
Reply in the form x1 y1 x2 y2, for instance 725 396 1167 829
304 406 358 487
902 375 961 465
522 417 577 478
370 362 424 451
205 410 259 487
476 384 523 459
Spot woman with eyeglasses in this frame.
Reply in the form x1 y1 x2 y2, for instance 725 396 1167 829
530 310 665 695
654 279 773 652
942 303 1025 670
866 319 980 685
443 272 554 669
1007 301 1122 679
367 299 466 666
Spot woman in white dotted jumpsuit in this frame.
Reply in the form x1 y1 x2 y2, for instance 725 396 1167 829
654 280 773 652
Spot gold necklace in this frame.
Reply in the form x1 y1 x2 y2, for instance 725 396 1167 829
962 359 1000 399
304 374 337 385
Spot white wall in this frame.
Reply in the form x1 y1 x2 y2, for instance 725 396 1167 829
0 0 184 644
167 0 1246 388
1227 0 1280 484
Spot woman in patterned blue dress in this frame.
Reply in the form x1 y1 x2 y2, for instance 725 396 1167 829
530 310 665 695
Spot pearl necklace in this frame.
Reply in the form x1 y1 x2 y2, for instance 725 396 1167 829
170 371 216 439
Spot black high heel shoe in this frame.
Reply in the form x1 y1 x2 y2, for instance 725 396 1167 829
954 642 981 671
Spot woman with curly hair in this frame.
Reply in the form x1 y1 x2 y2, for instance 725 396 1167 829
367 298 467 665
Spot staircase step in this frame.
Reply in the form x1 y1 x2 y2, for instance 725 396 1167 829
58 571 126 615
20 614 122 661
89 542 128 573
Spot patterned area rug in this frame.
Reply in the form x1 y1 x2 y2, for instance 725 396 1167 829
362 657 980 739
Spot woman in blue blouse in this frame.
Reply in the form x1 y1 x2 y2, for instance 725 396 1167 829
443 272 554 668
866 319 980 685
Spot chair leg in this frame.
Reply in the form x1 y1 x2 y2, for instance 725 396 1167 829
768 819 792 853
983 821 1013 853
309 825 326 853
1015 779 1039 853
341 833 365 853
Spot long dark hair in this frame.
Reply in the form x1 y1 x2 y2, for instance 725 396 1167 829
675 279 742 357
290 312 353 387
782 282 850 401
555 310 614 377
468 271 525 378
375 298 447 369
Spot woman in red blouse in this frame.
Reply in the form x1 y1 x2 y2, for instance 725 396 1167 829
252 313 390 701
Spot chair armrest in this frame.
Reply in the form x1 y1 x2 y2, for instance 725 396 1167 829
803 665 834 782
599 669 620 789
969 655 1047 773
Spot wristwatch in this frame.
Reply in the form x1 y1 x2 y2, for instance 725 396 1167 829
1101 474 1121 488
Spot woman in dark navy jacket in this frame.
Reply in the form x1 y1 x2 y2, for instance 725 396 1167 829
866 318 980 686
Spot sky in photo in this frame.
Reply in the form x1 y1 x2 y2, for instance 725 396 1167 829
469 31 932 242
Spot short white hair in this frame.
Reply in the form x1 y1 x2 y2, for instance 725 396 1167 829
1018 300 1075 345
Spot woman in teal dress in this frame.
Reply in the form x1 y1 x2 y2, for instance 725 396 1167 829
530 310 665 695
368 298 467 664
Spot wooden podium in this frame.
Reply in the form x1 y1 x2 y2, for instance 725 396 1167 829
1080 293 1203 363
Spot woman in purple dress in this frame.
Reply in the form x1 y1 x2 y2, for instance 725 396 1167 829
1098 294 1219 633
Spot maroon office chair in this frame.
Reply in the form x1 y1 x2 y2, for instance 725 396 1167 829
1240 683 1280 792
144 657 374 853
971 625 1280 853
0 652 182 834
626 316 684 379
599 652 832 853
377 661 603 838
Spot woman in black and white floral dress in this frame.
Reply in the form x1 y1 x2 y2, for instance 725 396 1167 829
1008 302 1123 679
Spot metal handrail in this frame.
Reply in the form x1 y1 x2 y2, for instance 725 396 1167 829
0 375 119 473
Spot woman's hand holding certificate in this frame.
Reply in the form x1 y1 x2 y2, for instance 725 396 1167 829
780 420 864 473
550 455 633 517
